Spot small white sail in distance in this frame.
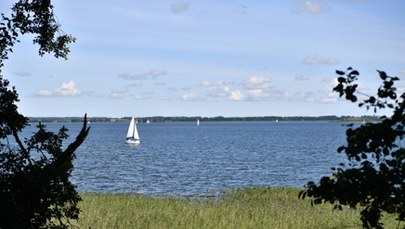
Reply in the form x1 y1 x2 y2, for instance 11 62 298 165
126 117 140 144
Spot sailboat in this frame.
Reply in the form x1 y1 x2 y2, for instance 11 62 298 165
197 119 200 126
126 117 140 144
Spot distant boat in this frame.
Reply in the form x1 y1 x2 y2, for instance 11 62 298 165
126 117 140 144
146 119 150 124
197 119 200 126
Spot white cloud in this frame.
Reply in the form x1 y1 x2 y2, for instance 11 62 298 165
131 91 154 100
247 89 271 100
170 2 190 14
56 80 81 96
199 77 275 102
200 81 209 87
109 93 123 99
182 93 200 101
118 68 167 80
200 80 215 88
37 80 81 97
109 88 128 99
304 0 326 14
196 75 347 103
244 76 273 89
400 70 405 75
228 91 245 101
248 89 263 97
133 95 151 100
303 54 339 65
245 76 267 84
149 69 168 78
293 0 328 14
200 80 233 98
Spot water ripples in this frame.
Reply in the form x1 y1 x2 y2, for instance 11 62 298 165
34 121 348 196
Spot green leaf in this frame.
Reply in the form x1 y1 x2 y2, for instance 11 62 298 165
378 70 387 80
337 146 346 152
348 70 359 78
337 77 346 83
389 92 397 100
336 70 345 75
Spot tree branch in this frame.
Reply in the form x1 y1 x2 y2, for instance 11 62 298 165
50 114 90 169
11 126 32 165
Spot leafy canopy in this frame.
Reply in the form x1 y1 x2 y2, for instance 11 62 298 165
0 0 76 68
0 0 89 228
300 67 405 229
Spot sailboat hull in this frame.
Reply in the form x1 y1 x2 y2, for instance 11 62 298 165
126 138 140 144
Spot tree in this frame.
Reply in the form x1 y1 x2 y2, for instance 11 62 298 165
0 0 89 228
300 67 405 229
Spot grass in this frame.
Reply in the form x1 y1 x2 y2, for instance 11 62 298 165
75 187 399 229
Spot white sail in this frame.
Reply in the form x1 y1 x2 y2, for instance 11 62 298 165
126 117 135 138
133 121 140 139
126 117 140 144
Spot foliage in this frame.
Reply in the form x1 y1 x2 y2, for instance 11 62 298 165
0 0 76 68
0 0 88 228
300 67 405 229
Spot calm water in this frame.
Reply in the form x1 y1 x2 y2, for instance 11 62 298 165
25 121 349 196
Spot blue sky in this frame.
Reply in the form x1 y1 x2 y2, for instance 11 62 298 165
2 0 405 117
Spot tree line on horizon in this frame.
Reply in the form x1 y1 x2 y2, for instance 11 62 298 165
27 115 381 123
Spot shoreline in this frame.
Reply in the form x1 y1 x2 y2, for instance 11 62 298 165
28 115 380 124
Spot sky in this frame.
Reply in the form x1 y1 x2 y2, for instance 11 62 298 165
1 0 405 117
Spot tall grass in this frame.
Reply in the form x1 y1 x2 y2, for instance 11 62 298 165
75 187 398 229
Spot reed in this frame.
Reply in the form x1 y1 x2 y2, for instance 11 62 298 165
75 187 398 229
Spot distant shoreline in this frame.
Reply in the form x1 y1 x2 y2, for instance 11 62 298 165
27 115 380 124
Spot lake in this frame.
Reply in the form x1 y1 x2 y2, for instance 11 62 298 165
25 121 349 197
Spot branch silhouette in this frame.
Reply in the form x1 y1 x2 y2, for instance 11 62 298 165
301 67 405 229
